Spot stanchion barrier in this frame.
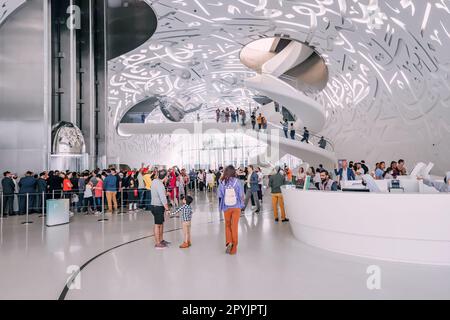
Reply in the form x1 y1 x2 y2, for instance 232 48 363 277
0 192 4 219
52 190 55 199
120 189 124 215
98 190 108 222
120 188 145 213
41 192 45 222
38 192 46 218
22 193 33 225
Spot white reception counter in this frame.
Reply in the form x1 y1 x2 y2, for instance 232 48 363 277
281 186 450 265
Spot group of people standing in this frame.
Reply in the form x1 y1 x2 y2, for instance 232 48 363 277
215 107 247 125
250 112 268 131
215 107 330 150
332 159 408 185
0 169 125 216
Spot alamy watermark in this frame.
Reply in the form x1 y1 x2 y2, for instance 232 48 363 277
66 265 81 290
366 265 381 290
66 5 81 30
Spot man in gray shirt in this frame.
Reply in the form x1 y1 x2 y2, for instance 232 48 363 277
151 169 170 249
90 171 98 187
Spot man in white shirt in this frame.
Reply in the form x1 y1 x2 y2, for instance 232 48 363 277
334 160 355 186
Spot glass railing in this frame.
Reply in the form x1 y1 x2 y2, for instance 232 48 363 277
119 112 334 151
263 122 335 152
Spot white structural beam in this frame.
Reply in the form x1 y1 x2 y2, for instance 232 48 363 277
261 40 313 77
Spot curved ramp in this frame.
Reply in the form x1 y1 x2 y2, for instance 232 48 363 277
118 122 240 135
245 130 336 170
118 122 336 169
245 74 326 132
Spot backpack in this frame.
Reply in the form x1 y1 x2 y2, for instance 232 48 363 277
224 179 238 206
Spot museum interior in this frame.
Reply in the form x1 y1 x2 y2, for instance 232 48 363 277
0 0 450 300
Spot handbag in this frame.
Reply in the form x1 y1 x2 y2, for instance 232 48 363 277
71 193 79 203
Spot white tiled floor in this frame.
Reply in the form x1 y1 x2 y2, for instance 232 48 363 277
1 191 449 300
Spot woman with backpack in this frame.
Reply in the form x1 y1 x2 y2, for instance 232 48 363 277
218 165 244 255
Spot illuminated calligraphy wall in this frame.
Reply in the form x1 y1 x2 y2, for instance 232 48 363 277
108 0 450 173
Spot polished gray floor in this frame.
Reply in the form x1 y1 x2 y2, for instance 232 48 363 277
1 191 449 300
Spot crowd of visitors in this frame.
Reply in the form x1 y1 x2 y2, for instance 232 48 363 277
279 159 410 192
2 157 448 255
0 164 267 254
332 159 408 185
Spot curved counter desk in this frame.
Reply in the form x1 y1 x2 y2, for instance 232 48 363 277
281 186 450 266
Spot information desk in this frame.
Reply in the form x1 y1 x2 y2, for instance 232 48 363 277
281 186 450 265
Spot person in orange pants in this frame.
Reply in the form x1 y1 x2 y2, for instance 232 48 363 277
271 194 286 220
269 166 289 222
218 165 245 255
224 208 241 254
106 191 118 213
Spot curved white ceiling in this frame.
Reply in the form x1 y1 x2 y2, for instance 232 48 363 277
108 0 450 173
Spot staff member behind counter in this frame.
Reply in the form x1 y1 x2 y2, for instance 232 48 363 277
317 171 379 193
418 172 450 193
318 170 338 191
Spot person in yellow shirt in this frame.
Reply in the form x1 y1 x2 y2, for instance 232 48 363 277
143 169 153 210
256 113 263 130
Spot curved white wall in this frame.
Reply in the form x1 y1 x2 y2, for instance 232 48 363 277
282 188 450 266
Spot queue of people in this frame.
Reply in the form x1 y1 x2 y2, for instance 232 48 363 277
0 164 269 256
